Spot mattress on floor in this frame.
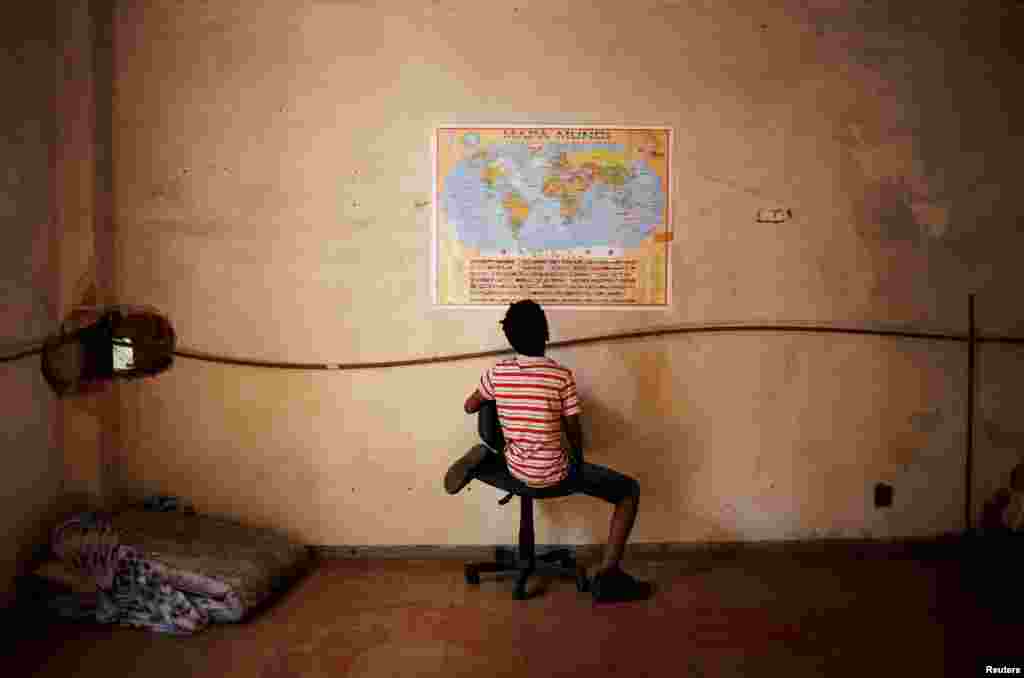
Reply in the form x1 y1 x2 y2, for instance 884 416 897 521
109 509 311 613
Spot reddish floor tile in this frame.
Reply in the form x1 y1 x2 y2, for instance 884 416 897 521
10 552 1023 677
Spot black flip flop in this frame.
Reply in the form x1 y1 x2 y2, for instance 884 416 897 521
444 445 489 495
591 568 653 603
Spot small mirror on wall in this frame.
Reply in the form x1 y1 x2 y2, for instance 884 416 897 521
41 305 176 397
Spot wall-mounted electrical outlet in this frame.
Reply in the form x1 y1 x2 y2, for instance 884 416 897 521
756 208 792 223
874 482 893 508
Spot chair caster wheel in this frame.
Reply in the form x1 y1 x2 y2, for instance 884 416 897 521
513 570 531 600
464 565 480 585
576 569 590 593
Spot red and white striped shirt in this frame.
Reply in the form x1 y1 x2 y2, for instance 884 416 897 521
479 355 582 488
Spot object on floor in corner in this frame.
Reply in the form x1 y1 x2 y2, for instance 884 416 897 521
41 305 175 397
27 509 310 634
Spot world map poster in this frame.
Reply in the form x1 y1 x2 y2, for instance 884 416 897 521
433 126 672 308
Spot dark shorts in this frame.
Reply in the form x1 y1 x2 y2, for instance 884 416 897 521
471 445 640 505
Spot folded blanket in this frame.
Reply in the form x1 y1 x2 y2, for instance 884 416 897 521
106 551 243 634
52 512 124 590
43 513 243 634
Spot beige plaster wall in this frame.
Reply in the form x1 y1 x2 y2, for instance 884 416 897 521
0 5 62 604
111 0 1022 544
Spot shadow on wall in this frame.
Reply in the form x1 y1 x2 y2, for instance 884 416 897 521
535 394 630 540
536 390 723 543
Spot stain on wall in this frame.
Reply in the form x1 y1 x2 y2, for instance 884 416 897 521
909 409 943 434
103 0 1022 546
867 178 921 246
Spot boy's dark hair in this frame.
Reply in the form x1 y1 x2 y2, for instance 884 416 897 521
500 299 549 356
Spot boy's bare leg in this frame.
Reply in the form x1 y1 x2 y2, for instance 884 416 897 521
589 492 639 577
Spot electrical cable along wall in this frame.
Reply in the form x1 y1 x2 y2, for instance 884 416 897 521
5 315 1023 368
174 319 1015 370
4 296 1021 533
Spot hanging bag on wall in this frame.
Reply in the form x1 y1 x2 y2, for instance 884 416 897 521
41 305 176 397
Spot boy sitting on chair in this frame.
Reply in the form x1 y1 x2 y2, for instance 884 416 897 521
445 299 651 603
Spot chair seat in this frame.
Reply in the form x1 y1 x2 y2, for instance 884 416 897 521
471 452 578 500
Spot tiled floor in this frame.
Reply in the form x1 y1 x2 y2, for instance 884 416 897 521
11 549 1022 677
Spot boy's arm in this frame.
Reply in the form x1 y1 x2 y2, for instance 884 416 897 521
464 389 487 414
563 414 583 465
559 369 583 465
466 366 497 414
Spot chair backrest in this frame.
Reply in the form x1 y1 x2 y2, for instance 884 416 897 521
477 399 505 453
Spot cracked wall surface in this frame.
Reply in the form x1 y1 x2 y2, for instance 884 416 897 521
109 0 1022 545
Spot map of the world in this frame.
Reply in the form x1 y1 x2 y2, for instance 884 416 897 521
434 127 671 307
443 137 665 252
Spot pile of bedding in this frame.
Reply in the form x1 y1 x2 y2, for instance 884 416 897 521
28 506 311 635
